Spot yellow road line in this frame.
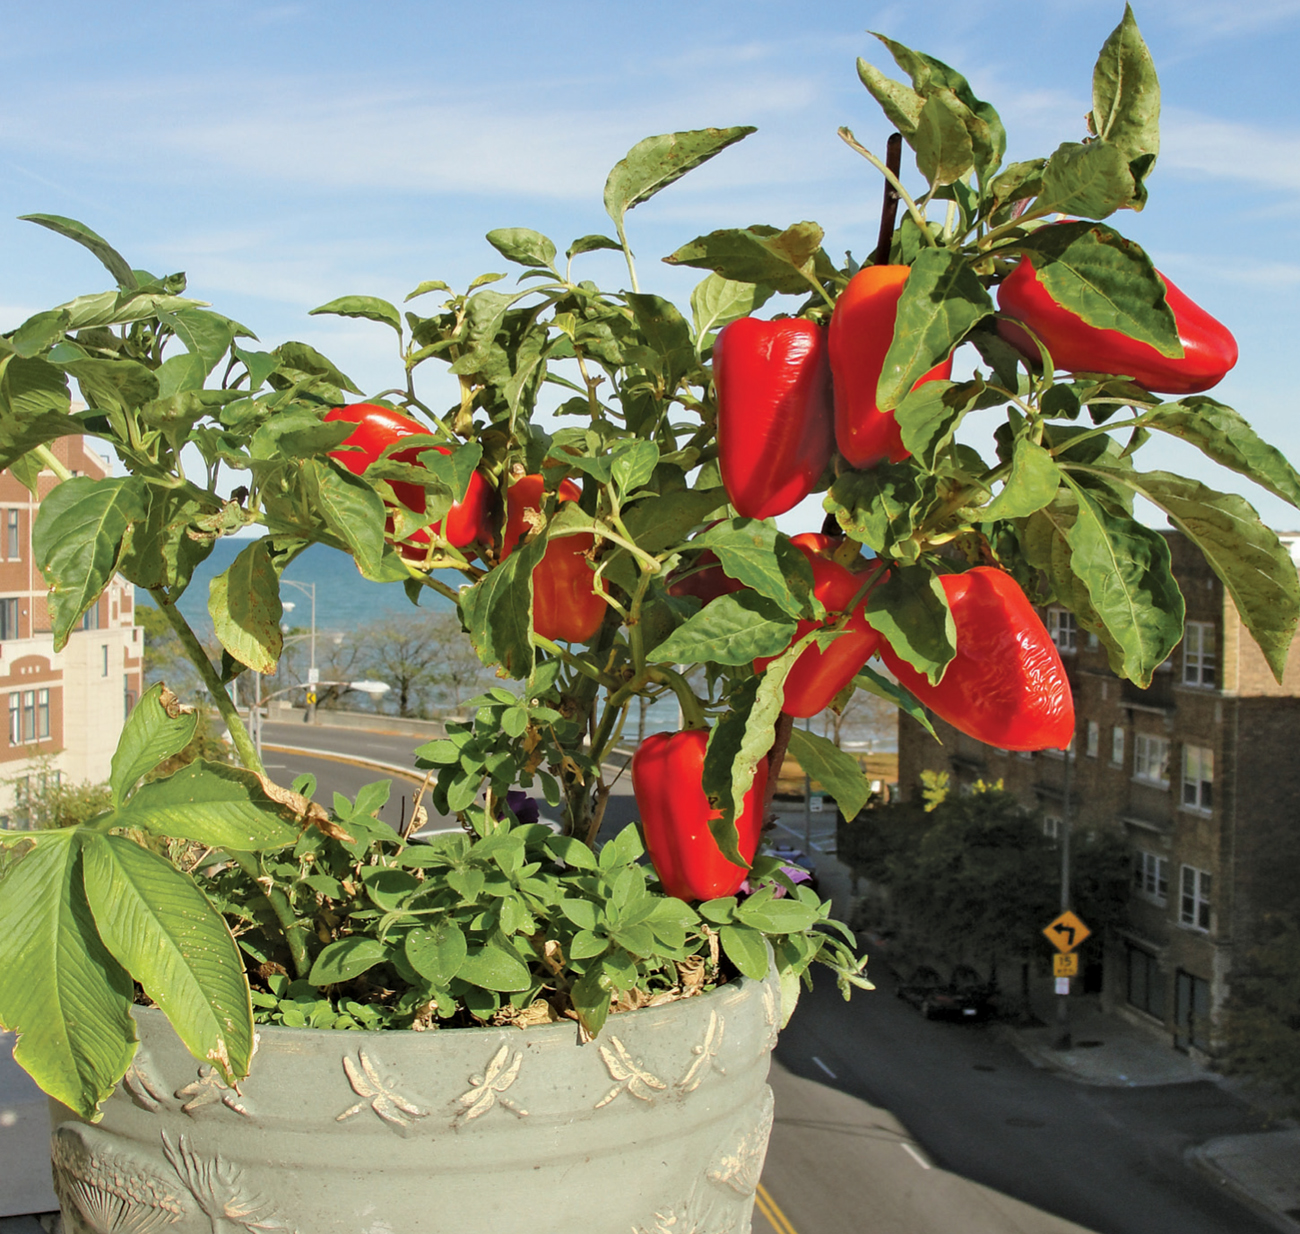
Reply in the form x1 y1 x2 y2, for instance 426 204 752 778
756 1182 799 1234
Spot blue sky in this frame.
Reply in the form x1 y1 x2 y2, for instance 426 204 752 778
1 1 1297 528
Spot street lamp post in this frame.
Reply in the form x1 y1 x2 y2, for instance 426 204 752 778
281 580 317 722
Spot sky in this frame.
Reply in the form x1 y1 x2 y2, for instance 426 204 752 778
1 0 1297 529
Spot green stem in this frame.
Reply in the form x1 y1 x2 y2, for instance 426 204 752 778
646 666 707 729
530 634 623 690
228 850 310 979
151 589 264 775
34 444 73 482
972 205 1056 252
615 219 641 293
838 128 937 249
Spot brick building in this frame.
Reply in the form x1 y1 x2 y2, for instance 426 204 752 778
0 437 143 825
896 531 1300 1059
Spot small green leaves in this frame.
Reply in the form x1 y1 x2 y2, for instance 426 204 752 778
647 592 796 666
110 684 198 809
1089 5 1160 199
1059 477 1184 686
32 476 147 650
865 565 955 685
691 520 814 619
0 831 137 1119
21 214 138 290
664 223 830 296
877 248 992 410
1018 222 1179 356
786 727 871 820
604 127 756 232
486 228 557 270
982 438 1060 521
461 533 546 677
309 295 403 336
690 274 774 347
81 834 253 1086
309 937 390 985
208 539 283 674
1038 140 1137 220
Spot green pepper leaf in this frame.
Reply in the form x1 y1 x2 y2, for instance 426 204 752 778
786 726 871 821
309 295 403 336
109 684 198 809
208 539 284 674
647 592 796 666
877 247 992 411
865 563 955 685
1089 5 1161 187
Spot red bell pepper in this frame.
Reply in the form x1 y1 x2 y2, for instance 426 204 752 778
828 265 954 468
714 317 834 519
325 404 492 560
631 727 767 902
753 533 884 718
878 566 1074 751
996 256 1237 395
500 473 607 644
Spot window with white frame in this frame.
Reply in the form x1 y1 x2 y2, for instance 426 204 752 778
7 694 18 745
1182 621 1216 687
5 509 18 560
1047 607 1078 654
1043 815 1061 840
36 688 49 741
0 597 17 640
1112 726 1126 766
1180 865 1212 931
21 691 36 743
1134 850 1169 904
101 645 109 677
1182 745 1213 812
1134 734 1170 786
1086 721 1100 758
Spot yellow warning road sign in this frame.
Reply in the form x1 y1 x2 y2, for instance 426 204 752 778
1043 910 1091 953
1053 953 1079 977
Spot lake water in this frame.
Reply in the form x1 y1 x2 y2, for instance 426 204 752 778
137 537 897 749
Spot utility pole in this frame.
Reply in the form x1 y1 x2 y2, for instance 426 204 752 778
1052 737 1074 1051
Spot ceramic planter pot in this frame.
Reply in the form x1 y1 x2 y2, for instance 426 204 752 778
48 969 780 1234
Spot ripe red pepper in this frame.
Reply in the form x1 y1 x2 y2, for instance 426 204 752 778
714 317 834 519
753 533 884 718
828 265 954 468
631 727 768 902
997 256 1237 395
878 566 1074 751
500 474 607 644
325 404 492 560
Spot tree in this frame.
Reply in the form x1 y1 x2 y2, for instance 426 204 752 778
1221 914 1300 1112
352 612 481 717
3 755 111 830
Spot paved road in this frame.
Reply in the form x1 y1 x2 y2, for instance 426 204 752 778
772 971 1277 1234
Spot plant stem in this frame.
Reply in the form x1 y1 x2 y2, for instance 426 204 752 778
34 444 73 482
151 589 264 775
873 133 903 266
228 850 310 979
839 128 936 248
646 666 707 729
615 220 641 293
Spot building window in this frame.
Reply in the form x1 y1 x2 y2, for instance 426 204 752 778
1134 851 1169 904
1112 726 1125 766
82 604 102 631
1086 721 1100 758
102 644 109 677
0 598 17 640
5 510 18 560
1043 815 1061 840
1047 607 1078 654
1180 866 1212 931
1134 734 1170 787
1126 944 1165 1020
1182 745 1213 812
36 688 49 741
1182 622 1216 688
8 694 18 745
22 691 36 743
124 687 137 719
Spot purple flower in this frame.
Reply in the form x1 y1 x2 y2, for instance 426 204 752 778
505 790 539 826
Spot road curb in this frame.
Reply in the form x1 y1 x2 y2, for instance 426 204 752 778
261 742 432 789
1186 1138 1300 1234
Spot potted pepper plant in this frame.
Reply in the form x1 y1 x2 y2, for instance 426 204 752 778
3 8 1299 1232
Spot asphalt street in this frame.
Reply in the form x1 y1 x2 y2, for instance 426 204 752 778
773 972 1278 1234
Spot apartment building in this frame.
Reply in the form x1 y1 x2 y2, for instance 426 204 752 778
0 436 143 824
896 531 1300 1060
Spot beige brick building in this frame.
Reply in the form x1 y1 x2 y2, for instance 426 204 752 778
896 531 1300 1060
0 437 143 824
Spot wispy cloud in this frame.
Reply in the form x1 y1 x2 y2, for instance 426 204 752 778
1161 107 1300 195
